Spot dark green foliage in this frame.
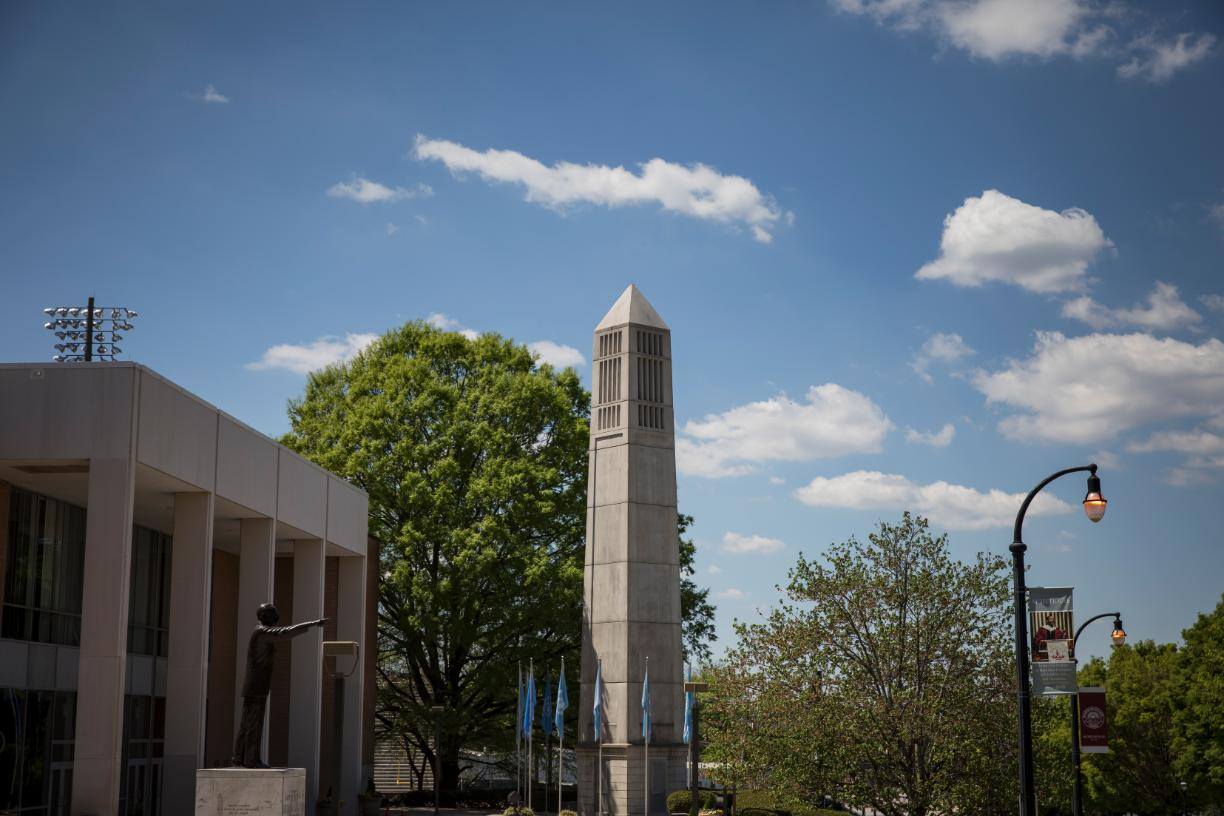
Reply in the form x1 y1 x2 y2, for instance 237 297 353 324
679 513 717 664
667 789 716 813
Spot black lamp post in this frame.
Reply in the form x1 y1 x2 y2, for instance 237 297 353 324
1011 464 1107 816
1068 613 1126 816
1180 780 1188 816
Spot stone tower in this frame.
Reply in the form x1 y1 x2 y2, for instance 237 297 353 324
578 285 685 816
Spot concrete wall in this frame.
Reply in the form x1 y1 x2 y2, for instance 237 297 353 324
205 550 240 766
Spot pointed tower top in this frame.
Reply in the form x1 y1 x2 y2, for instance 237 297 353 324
595 284 669 331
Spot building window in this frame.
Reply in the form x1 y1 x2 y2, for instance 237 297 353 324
2 489 86 647
128 527 172 658
118 693 165 816
0 688 76 815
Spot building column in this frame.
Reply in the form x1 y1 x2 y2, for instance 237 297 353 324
163 491 216 813
234 517 276 758
71 458 136 816
337 555 366 809
289 539 325 815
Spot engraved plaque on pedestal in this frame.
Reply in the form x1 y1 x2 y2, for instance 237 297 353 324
195 768 306 816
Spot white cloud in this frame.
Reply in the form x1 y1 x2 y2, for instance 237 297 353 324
937 0 1100 60
911 332 975 383
1061 281 1201 331
425 313 479 340
1118 32 1217 82
198 84 229 104
1090 450 1122 471
246 333 378 375
1127 428 1224 456
527 340 585 369
414 135 789 243
973 331 1224 443
676 384 893 478
906 423 956 447
916 190 1111 294
1200 293 1224 313
794 470 1073 531
327 177 432 205
1209 204 1224 234
716 587 747 600
386 223 399 236
708 564 723 575
721 532 786 555
768 476 786 486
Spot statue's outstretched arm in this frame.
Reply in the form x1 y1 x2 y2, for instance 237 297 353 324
265 618 327 640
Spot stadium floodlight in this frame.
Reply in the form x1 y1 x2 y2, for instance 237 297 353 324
42 296 139 363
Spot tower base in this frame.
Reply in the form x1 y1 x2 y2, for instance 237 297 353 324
576 743 688 816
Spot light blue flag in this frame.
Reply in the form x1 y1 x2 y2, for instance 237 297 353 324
542 674 555 736
641 663 652 744
555 665 569 736
592 661 603 741
522 667 536 737
682 665 694 745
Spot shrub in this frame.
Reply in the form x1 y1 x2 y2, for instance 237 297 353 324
560 810 578 816
667 790 717 813
503 808 534 816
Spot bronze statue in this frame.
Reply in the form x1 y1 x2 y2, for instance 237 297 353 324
232 603 327 768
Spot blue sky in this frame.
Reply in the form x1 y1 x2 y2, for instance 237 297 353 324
3 1 1223 661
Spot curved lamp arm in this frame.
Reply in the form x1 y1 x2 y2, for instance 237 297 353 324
1013 464 1097 545
1072 612 1121 650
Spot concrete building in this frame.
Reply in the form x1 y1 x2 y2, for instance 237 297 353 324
578 286 685 816
0 362 370 816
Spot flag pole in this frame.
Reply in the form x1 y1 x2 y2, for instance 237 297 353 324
528 658 535 813
644 656 650 816
517 661 523 807
558 656 565 815
597 658 603 816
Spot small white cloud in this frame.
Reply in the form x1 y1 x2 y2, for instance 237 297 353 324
916 190 1111 294
716 587 747 600
721 532 786 555
973 331 1224 444
1118 32 1217 83
198 84 229 104
246 333 378 375
708 564 723 575
911 332 974 383
1200 293 1224 313
1056 530 1076 540
1089 451 1122 471
425 313 479 340
1061 282 1201 331
414 134 790 243
386 223 400 236
676 384 893 478
794 470 1072 531
768 476 786 486
327 177 432 205
527 340 585 369
905 423 956 447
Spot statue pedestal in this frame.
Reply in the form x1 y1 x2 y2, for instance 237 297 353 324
195 768 306 816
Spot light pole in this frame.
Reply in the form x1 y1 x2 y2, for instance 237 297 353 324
1180 780 1188 816
1069 613 1126 816
1011 465 1107 816
685 681 708 816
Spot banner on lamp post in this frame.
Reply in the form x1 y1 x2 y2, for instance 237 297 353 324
1078 687 1109 753
1029 586 1076 695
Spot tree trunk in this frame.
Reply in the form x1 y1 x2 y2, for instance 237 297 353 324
439 744 463 795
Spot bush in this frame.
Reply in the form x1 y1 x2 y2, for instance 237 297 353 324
560 811 578 816
667 790 717 813
503 809 534 816
734 790 845 816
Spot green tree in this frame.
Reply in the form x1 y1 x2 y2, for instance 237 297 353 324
678 513 716 664
282 322 589 790
1079 642 1182 814
1174 593 1224 810
705 513 1017 816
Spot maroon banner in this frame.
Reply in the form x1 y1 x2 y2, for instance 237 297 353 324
1078 687 1109 753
